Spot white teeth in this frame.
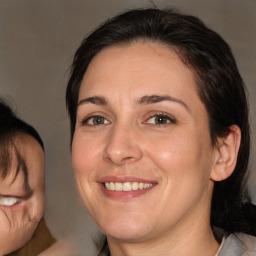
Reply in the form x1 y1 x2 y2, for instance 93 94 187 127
114 182 123 191
105 182 110 190
144 183 152 189
132 182 139 190
104 182 153 191
123 182 131 191
0 197 22 206
109 182 115 191
139 183 144 190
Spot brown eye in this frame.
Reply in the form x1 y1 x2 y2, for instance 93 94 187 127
146 115 175 125
155 116 169 124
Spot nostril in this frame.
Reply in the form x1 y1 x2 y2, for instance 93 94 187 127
102 126 143 165
103 146 143 165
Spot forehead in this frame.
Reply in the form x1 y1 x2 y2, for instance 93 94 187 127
80 42 197 100
16 133 44 160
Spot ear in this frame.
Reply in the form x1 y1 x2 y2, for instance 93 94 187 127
210 125 241 182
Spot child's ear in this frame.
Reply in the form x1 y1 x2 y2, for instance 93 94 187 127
210 125 241 181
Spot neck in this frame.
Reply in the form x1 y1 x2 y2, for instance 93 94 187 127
107 208 219 256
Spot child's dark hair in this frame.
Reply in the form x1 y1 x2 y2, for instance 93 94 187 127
0 99 44 181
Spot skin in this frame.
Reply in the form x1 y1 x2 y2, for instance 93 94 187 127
39 239 79 256
0 133 45 255
72 41 238 256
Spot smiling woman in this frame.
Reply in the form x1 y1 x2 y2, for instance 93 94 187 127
0 100 56 256
66 8 256 256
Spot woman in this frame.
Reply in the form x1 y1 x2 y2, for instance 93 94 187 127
66 8 256 255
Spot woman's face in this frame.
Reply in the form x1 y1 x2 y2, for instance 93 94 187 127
0 134 45 254
72 42 218 243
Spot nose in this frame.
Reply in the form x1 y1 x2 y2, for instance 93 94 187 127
103 124 143 165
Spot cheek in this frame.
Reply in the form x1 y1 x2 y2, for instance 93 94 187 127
72 133 103 175
0 211 9 233
29 171 45 195
71 135 101 200
72 141 90 176
29 194 45 223
146 132 211 184
146 135 196 169
72 138 102 218
27 172 45 221
147 135 213 214
0 207 38 254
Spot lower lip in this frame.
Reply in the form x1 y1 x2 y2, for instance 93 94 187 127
99 183 156 200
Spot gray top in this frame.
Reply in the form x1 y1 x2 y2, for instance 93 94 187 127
219 233 256 256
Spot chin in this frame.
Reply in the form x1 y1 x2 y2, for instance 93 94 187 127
99 217 153 242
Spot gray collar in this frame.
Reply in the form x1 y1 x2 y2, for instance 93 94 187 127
219 233 256 256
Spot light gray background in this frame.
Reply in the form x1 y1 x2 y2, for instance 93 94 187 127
0 0 255 255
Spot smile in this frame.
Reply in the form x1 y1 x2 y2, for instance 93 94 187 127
0 196 22 206
104 182 153 191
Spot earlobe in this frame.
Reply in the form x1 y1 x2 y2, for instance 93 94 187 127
210 125 241 182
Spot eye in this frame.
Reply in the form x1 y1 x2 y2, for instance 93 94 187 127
82 115 110 126
146 114 175 125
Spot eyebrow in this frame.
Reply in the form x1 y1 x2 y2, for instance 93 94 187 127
77 94 189 111
77 96 107 106
137 95 189 110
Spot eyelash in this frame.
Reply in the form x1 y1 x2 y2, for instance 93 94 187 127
145 113 176 126
80 113 176 127
81 115 110 126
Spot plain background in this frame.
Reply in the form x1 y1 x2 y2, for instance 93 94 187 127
0 0 255 255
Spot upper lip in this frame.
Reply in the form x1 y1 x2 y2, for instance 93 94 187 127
97 176 157 184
